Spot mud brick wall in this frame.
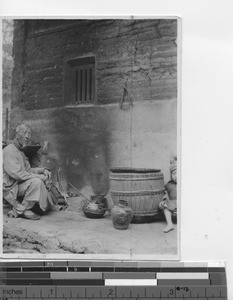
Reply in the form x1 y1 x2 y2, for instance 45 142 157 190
10 19 178 195
11 19 177 110
2 19 14 139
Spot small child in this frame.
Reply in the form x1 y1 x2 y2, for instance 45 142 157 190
159 156 177 233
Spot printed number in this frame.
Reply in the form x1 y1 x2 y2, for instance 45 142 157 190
176 286 189 292
108 289 114 297
74 267 78 272
169 289 174 295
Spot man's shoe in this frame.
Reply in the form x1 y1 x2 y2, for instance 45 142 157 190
22 210 41 220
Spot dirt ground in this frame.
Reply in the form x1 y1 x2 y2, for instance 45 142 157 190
3 196 177 257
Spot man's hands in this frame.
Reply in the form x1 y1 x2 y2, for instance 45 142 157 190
37 169 51 182
44 168 51 180
37 174 48 181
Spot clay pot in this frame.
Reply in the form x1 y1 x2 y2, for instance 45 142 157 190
111 200 133 230
82 202 106 219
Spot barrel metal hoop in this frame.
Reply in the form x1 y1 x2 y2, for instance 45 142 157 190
133 212 159 217
110 189 165 195
109 176 164 181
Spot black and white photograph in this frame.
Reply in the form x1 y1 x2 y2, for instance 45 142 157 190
2 17 180 259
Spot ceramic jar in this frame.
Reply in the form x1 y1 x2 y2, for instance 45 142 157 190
82 202 106 218
111 200 133 230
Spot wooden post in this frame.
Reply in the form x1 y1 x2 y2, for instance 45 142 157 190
5 107 9 140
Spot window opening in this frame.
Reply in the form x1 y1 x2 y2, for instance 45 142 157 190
66 56 95 104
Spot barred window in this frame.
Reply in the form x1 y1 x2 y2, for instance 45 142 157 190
65 56 96 104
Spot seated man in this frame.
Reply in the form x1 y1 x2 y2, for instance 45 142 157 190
3 123 64 220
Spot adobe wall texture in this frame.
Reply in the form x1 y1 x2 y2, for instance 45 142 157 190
10 19 178 195
2 19 14 139
11 19 177 109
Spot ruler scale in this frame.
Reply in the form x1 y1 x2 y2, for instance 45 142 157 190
0 261 227 299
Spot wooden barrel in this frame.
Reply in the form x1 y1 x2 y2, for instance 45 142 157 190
109 168 165 223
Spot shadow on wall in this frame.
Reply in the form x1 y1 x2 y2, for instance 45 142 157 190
52 108 111 195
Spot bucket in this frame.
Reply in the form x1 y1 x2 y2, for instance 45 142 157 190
109 167 165 223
